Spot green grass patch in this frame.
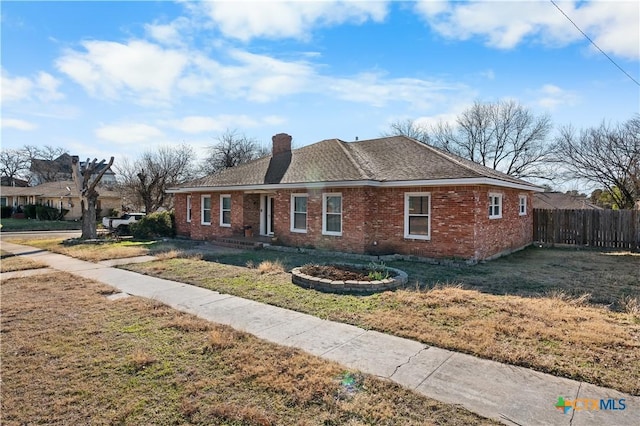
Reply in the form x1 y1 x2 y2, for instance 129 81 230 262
0 218 81 231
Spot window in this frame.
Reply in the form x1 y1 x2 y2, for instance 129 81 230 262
489 193 503 219
290 194 308 233
322 193 342 236
0 197 7 207
220 194 231 227
201 195 211 225
186 195 192 222
519 195 527 216
404 192 431 239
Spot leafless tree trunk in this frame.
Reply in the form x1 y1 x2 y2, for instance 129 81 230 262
380 118 430 144
71 155 115 239
25 145 69 183
200 129 266 175
0 148 30 185
114 145 195 213
556 116 640 209
432 100 554 179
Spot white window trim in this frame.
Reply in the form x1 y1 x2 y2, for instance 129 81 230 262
201 195 211 225
186 195 192 223
220 194 231 227
322 193 342 236
519 195 527 216
290 193 308 233
489 193 503 219
404 192 431 240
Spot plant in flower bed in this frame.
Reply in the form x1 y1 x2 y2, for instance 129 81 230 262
300 262 395 282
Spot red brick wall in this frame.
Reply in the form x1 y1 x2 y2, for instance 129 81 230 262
174 185 534 260
474 188 533 259
274 188 366 253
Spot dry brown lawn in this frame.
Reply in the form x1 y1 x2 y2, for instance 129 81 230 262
0 250 47 272
1 272 494 425
121 257 640 395
5 239 639 396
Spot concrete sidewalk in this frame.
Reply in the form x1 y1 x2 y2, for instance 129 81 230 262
1 240 638 426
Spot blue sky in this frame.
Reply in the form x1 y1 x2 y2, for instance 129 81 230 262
2 0 639 180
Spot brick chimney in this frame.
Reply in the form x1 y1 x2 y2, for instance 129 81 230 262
272 133 292 156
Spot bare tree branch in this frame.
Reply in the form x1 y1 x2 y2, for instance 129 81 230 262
556 116 640 209
200 129 266 175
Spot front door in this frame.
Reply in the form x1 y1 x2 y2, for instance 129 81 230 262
261 195 275 236
267 195 275 235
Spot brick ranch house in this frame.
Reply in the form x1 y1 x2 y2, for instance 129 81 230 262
168 134 542 261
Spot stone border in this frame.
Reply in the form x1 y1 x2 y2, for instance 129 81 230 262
291 263 408 294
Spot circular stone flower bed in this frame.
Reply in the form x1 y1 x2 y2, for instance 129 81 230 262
291 263 408 294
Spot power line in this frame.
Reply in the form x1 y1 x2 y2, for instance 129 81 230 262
549 0 639 87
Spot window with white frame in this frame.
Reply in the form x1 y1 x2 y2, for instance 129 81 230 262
220 194 231 226
201 195 211 225
489 193 503 219
519 195 527 216
404 192 431 239
322 193 342 236
290 194 308 233
186 195 192 222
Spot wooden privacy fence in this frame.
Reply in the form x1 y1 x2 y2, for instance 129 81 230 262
533 209 640 250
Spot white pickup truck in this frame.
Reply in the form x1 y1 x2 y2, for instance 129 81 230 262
102 213 145 233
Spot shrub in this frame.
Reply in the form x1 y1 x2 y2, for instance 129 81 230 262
1 206 12 218
23 204 37 219
35 205 69 221
130 211 175 239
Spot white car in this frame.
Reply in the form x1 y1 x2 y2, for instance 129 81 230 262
102 213 145 233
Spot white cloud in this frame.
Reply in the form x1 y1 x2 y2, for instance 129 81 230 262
196 0 388 41
144 17 191 46
53 33 472 110
1 69 64 103
1 117 37 131
414 0 639 59
56 40 189 103
35 72 64 102
535 84 580 110
95 122 164 144
326 72 467 109
1 70 32 102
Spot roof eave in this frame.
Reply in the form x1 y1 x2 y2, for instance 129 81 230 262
167 177 543 193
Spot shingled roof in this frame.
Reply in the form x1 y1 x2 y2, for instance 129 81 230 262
171 135 540 192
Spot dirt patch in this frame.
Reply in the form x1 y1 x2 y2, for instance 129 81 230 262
300 264 396 281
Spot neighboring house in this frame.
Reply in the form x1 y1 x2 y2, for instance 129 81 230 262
0 180 121 220
30 153 117 186
1 176 29 187
168 134 542 261
533 192 602 210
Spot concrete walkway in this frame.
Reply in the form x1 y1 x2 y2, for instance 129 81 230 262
1 240 638 426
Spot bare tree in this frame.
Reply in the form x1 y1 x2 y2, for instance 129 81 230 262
381 118 430 144
201 129 266 175
431 100 554 179
115 144 196 213
0 148 30 185
72 155 115 239
25 145 69 183
556 116 640 209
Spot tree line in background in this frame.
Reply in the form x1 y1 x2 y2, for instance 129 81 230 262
0 129 269 214
383 101 639 210
2 103 638 212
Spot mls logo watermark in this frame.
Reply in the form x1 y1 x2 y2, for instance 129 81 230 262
555 396 626 413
